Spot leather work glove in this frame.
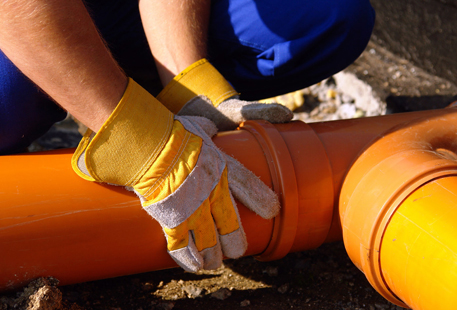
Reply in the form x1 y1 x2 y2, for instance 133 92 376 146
156 59 293 131
71 78 280 272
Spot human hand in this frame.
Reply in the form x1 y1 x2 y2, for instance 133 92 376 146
157 59 293 131
72 78 279 272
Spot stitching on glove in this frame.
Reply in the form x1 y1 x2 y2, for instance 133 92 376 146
125 113 174 186
142 130 192 198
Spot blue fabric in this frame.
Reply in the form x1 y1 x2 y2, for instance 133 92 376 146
0 50 66 154
0 0 374 154
208 0 375 99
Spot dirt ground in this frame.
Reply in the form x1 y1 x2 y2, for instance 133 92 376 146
0 242 404 310
369 0 457 85
2 3 457 310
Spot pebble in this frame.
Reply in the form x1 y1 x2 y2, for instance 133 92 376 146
282 71 383 123
210 288 231 300
240 300 251 307
263 266 278 277
182 285 202 298
141 282 153 291
338 103 357 119
278 284 289 294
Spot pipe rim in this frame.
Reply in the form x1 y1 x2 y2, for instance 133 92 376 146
239 121 299 262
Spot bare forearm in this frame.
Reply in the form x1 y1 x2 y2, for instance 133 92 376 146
139 0 211 86
0 0 127 132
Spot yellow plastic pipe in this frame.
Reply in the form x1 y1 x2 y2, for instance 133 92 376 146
2 108 457 310
381 176 457 310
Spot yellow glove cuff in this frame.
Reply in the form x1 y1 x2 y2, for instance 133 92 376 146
72 78 174 186
157 59 239 114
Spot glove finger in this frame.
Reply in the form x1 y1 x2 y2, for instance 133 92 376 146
225 153 280 219
167 231 204 273
240 102 293 123
218 99 293 125
167 220 225 272
219 226 247 259
209 168 248 258
198 227 223 270
188 199 224 270
164 199 219 272
178 96 238 132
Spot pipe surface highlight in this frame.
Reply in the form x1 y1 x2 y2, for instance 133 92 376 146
381 176 457 310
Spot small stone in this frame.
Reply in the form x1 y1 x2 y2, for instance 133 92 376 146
338 103 356 119
182 285 202 298
293 90 305 108
142 282 153 291
17 277 62 310
341 93 355 103
327 89 337 100
321 104 337 114
211 288 231 300
278 284 289 294
310 106 321 117
275 94 297 111
354 109 365 118
263 266 278 277
240 300 251 307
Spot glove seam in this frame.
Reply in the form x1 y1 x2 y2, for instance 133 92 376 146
212 90 240 108
141 129 193 199
125 113 174 186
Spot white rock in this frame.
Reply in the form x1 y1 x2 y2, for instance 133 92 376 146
338 103 357 119
334 71 385 116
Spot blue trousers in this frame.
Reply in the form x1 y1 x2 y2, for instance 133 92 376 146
0 0 375 154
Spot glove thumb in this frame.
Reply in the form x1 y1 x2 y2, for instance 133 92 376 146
224 153 280 219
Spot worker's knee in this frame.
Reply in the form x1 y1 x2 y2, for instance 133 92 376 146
0 51 66 154
208 0 375 99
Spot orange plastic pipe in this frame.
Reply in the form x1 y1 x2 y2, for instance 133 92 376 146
0 120 335 291
339 107 457 309
2 108 457 310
